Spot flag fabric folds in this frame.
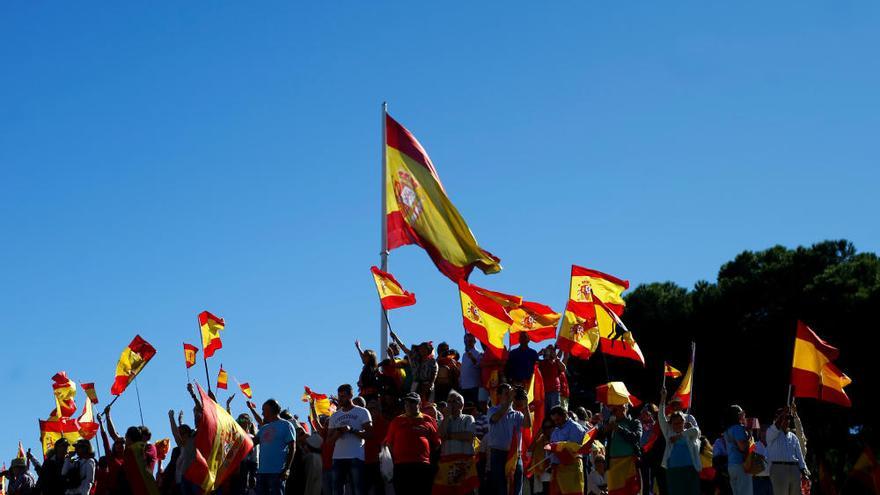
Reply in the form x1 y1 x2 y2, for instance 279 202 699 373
791 321 852 407
509 301 561 343
239 382 253 399
51 372 78 418
556 300 599 360
432 454 480 495
77 398 99 440
370 266 417 310
384 113 501 281
183 343 199 369
199 311 225 359
672 356 695 409
39 418 80 456
217 366 228 390
302 386 333 418
17 441 25 459
184 384 254 492
607 455 641 495
663 362 682 378
111 335 157 396
81 382 99 405
123 441 160 495
458 280 514 359
568 265 644 364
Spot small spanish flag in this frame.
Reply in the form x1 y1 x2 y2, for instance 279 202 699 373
81 382 99 405
302 386 333 418
664 362 682 378
217 366 228 390
17 441 25 459
183 343 199 369
458 280 514 359
77 397 98 440
791 321 851 407
110 335 157 396
239 382 253 399
672 356 695 409
199 310 225 358
370 266 416 310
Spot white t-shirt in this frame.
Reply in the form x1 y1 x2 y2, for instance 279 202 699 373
460 348 482 389
328 406 372 460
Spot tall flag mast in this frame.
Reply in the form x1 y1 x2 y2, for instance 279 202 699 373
379 102 389 355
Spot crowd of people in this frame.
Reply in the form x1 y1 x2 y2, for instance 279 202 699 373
0 330 860 495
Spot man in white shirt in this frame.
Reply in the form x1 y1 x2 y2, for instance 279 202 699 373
328 383 373 495
766 407 809 495
460 333 483 404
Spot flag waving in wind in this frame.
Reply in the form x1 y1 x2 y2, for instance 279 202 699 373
791 321 851 407
458 280 514 359
664 362 682 379
370 266 416 310
385 113 501 281
217 366 228 390
199 311 225 358
239 382 253 399
183 343 198 369
110 335 157 396
81 383 99 405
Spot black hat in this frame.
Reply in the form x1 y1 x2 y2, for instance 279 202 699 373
403 392 421 403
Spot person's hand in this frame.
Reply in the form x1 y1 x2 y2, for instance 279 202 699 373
103 405 112 416
226 394 236 407
247 400 257 410
355 339 362 349
790 401 798 414
96 412 103 423
178 410 185 424
168 409 175 418
26 448 34 460
660 387 667 401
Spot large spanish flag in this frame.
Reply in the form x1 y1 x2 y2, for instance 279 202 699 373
184 384 254 492
509 300 561 343
385 113 501 282
569 265 644 364
458 280 513 359
556 299 599 359
370 266 417 310
39 418 80 456
791 321 851 407
433 454 480 495
111 335 157 396
199 310 225 358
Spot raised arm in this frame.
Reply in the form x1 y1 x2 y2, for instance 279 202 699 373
246 401 264 426
103 405 121 442
658 388 671 438
225 393 236 414
168 410 182 445
309 401 327 436
355 339 366 360
390 330 411 355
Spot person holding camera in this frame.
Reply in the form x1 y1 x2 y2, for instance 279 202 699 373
486 383 531 495
766 406 809 495
60 439 96 495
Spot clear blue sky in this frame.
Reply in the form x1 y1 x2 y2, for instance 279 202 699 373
2 2 878 456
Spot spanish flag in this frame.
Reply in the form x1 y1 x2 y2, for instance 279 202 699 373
217 366 229 390
509 300 561 343
791 321 851 407
596 382 641 407
556 300 599 360
183 343 198 369
184 384 254 492
458 280 514 359
607 455 641 495
672 356 694 409
302 386 333 418
39 418 80 456
569 265 644 364
370 266 416 310
385 113 501 282
663 362 682 378
199 310 225 359
81 382 99 405
239 382 253 399
111 335 157 396
51 372 78 418
17 441 25 460
433 453 480 495
77 397 99 441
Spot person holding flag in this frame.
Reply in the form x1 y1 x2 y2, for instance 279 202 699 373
765 406 809 495
598 383 642 495
0 458 35 495
547 405 588 495
658 388 702 495
434 390 479 495
486 383 531 495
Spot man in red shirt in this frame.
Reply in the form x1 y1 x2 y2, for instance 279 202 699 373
538 345 566 415
384 392 441 495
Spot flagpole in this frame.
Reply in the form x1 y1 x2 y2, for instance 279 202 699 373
379 101 389 356
662 361 667 391
133 376 145 427
198 315 213 396
687 341 696 414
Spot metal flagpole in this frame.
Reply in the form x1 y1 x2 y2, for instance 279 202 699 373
198 315 213 395
379 101 389 356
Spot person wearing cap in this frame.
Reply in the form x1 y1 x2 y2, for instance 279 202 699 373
383 391 440 495
30 438 70 495
766 406 809 495
486 383 531 495
61 439 96 495
1 457 36 495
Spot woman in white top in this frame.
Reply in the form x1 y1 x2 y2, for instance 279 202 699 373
61 439 96 495
659 388 702 495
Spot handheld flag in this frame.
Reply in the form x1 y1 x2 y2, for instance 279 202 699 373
39 418 80 456
458 280 514 359
184 384 254 491
183 343 199 369
51 372 78 418
239 382 253 399
509 300 561 343
302 386 333 418
596 382 641 407
199 311 225 358
78 398 99 440
664 362 682 378
370 266 417 310
17 441 25 459
672 353 695 409
385 113 501 281
81 382 99 405
155 439 171 462
217 366 229 390
791 321 851 407
556 300 599 359
110 335 157 396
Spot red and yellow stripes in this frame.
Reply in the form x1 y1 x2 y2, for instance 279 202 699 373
556 300 599 359
385 113 501 282
216 366 228 390
185 384 254 492
663 362 682 378
183 343 198 369
791 321 851 407
433 454 480 495
607 455 641 495
111 335 157 396
370 266 417 310
458 280 513 359
199 310 225 358
672 357 694 408
509 301 561 343
81 382 99 405
239 382 253 399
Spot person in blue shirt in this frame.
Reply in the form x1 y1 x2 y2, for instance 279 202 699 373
659 387 702 495
548 405 588 493
255 399 297 495
724 405 752 495
486 383 531 495
505 332 539 387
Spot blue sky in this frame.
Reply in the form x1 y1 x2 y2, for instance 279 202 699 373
2 2 878 456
